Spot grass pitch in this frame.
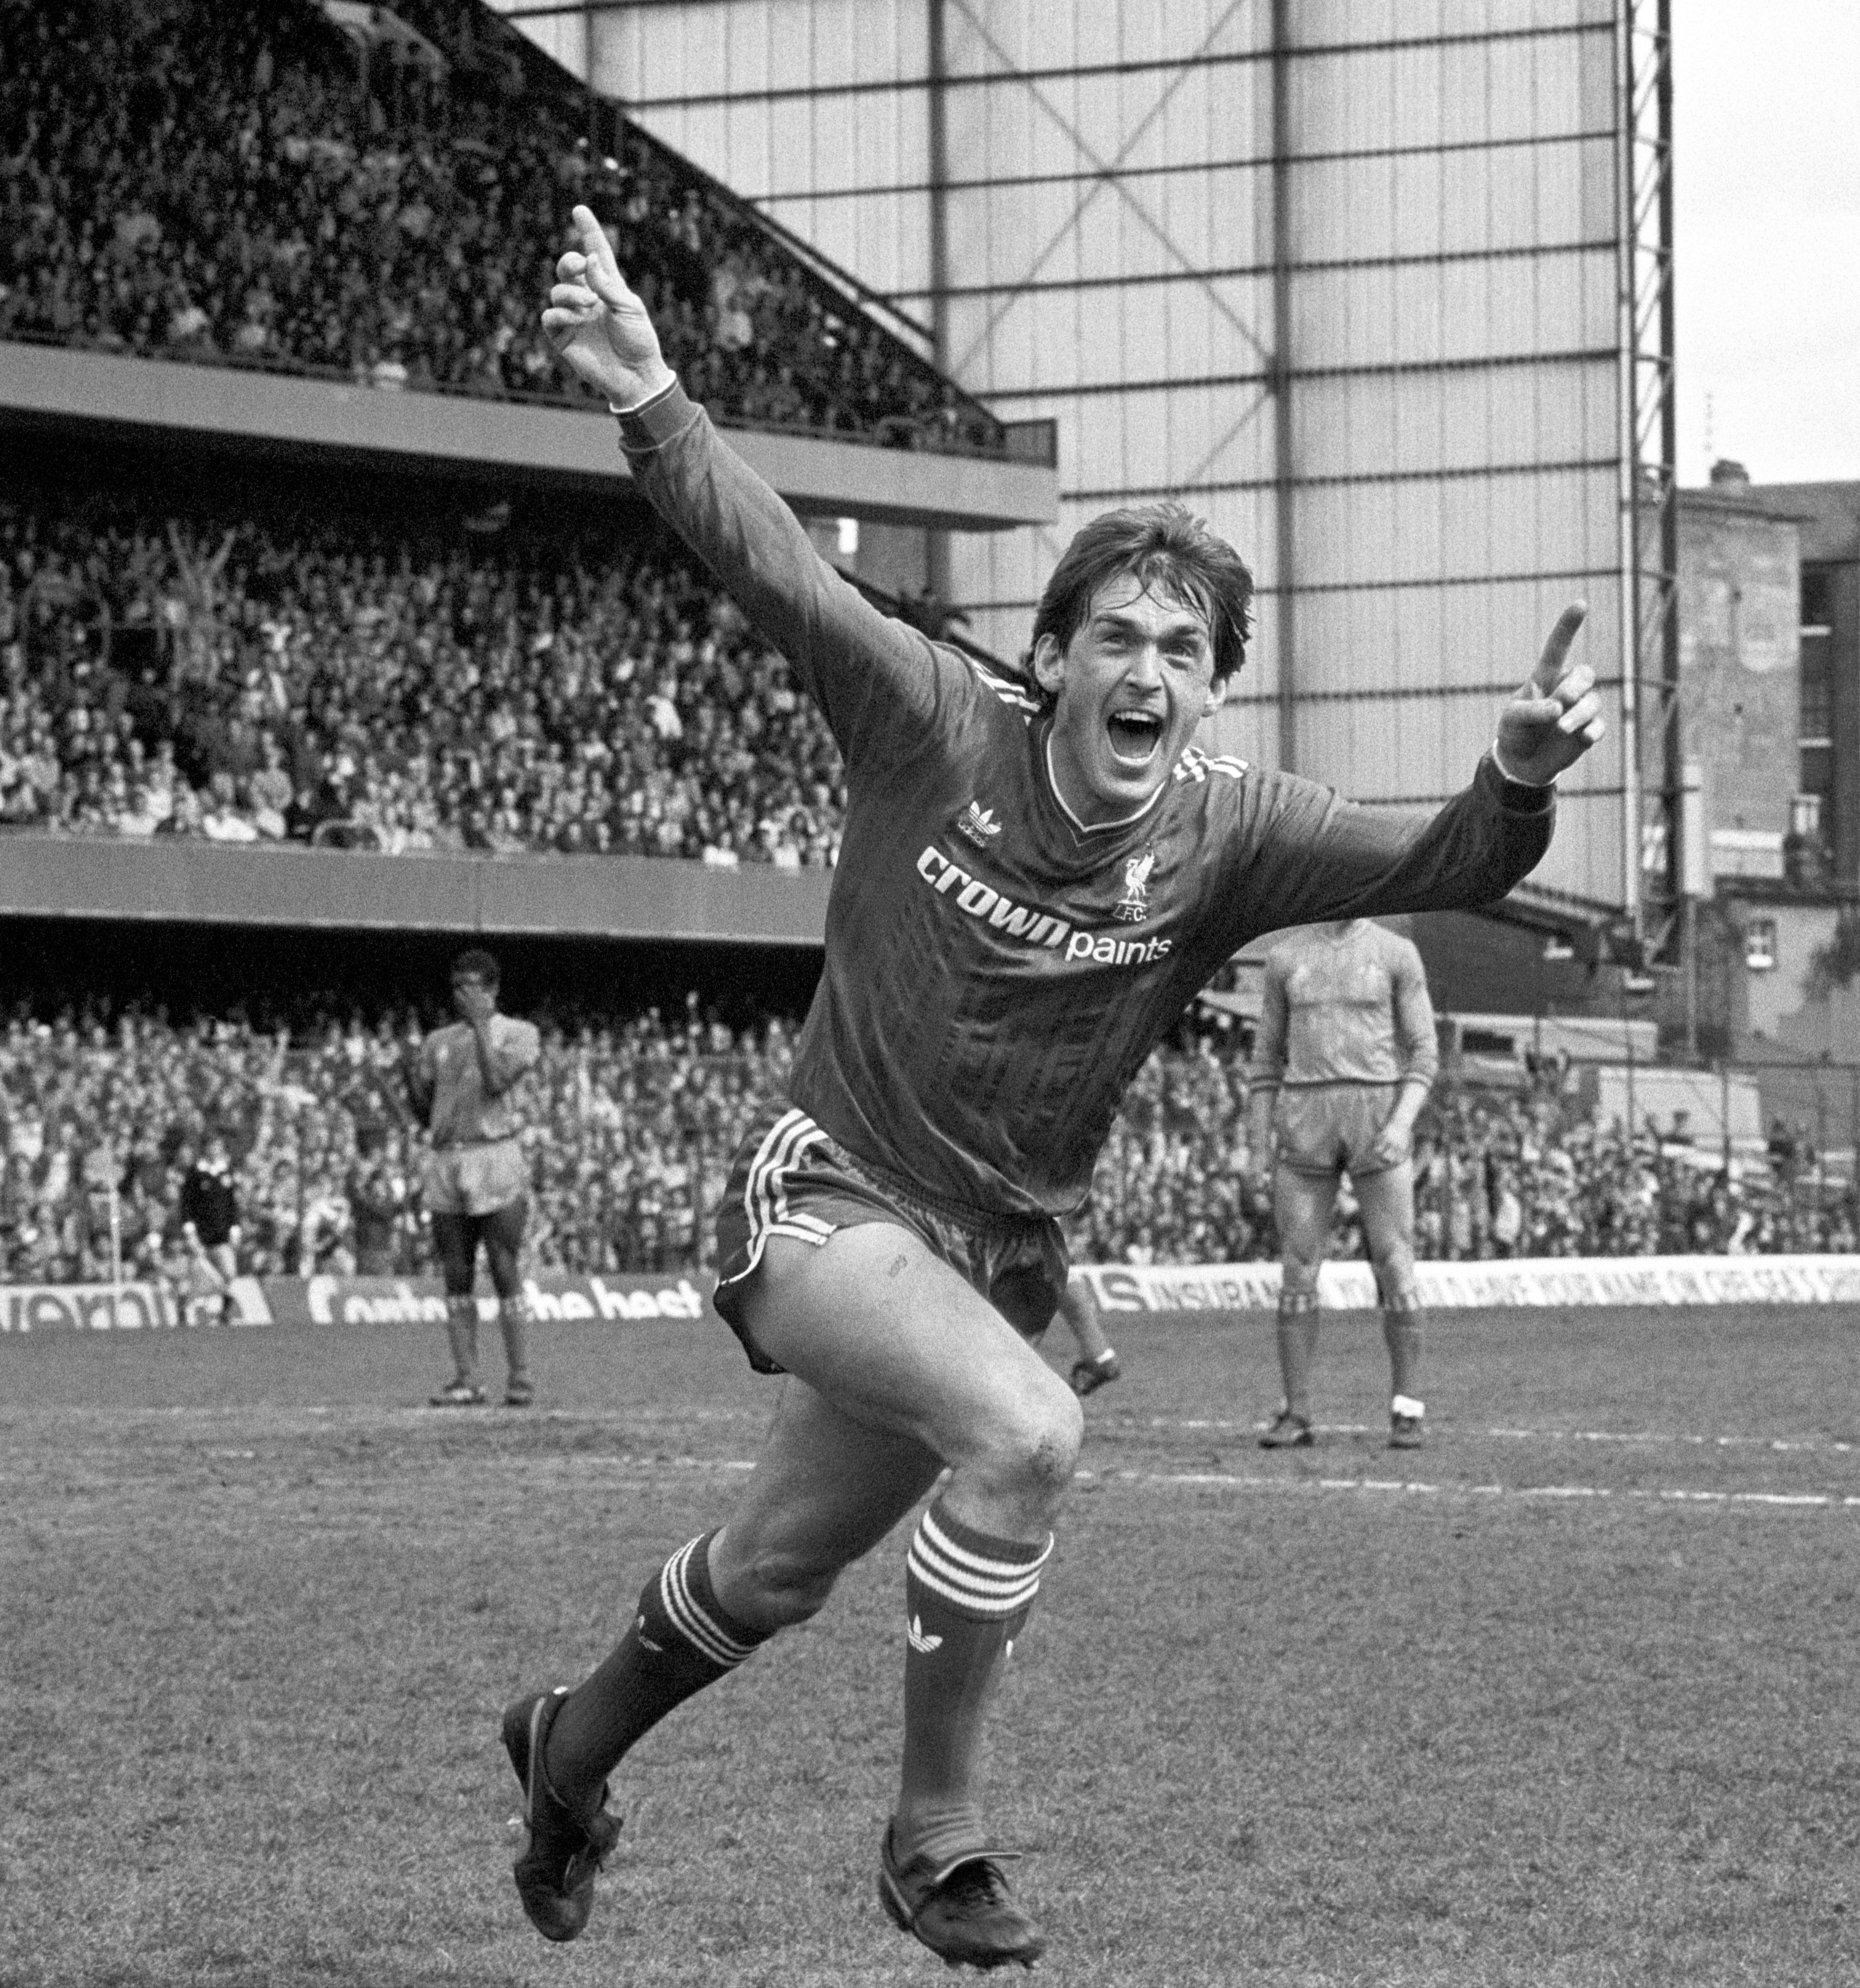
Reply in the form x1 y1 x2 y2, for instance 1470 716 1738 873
3 1301 1856 1987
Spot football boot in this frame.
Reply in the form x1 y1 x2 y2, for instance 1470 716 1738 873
502 1687 622 1941
1258 1409 1314 1449
1389 1411 1426 1449
879 1824 1045 1971
1070 1351 1121 1397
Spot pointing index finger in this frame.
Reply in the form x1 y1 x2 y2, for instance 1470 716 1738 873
571 203 617 279
1531 602 1588 698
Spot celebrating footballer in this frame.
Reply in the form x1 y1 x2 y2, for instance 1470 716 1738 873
495 203 1605 1971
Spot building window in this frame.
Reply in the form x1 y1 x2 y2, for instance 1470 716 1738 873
1801 628 1832 745
1802 567 1834 632
1744 917 1777 971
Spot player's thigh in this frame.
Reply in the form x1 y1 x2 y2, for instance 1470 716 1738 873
1355 1159 1417 1265
429 1210 476 1291
737 1223 1081 1477
479 1198 528 1294
714 1373 946 1597
1274 1166 1339 1266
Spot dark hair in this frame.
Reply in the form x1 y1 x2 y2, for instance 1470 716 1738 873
1029 502 1254 689
451 947 500 988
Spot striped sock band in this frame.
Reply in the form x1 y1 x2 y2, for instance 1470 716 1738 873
655 1533 767 1671
906 1498 1051 1622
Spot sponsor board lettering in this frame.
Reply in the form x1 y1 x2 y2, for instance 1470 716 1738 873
0 1282 180 1333
1078 1256 1860 1314
289 1273 712 1329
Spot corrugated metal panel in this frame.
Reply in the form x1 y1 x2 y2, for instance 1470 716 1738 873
493 0 1634 908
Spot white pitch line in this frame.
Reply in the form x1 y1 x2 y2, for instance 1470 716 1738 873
1151 1415 1852 1454
1083 1466 1860 1511
497 1453 1860 1511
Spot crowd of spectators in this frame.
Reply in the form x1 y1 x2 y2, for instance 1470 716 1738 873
1080 1059 1859 1266
0 0 1002 452
1 480 848 864
4 996 1854 1294
0 995 797 1286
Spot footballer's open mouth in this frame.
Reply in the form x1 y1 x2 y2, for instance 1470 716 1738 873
1106 709 1165 766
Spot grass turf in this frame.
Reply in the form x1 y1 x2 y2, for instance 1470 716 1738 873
2 1302 1856 1986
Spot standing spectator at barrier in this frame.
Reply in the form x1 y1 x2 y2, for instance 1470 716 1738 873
1246 922 1438 1450
346 1121 410 1277
407 950 541 1408
177 1129 240 1322
497 206 1601 1971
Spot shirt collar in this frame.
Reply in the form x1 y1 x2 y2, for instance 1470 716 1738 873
1041 730 1167 838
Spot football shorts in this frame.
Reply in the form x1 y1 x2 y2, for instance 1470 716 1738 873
423 1137 529 1217
712 1100 1068 1376
1275 1081 1407 1179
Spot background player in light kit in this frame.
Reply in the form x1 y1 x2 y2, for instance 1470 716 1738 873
408 949 542 1408
498 203 1605 1970
1248 919 1438 1449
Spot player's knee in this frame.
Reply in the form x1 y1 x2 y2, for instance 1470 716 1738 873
739 1551 841 1626
716 1535 845 1628
983 1376 1084 1507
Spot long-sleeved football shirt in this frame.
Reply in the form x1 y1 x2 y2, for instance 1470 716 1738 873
619 384 1552 1222
1249 921 1439 1096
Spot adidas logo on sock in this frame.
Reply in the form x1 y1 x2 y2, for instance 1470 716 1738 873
907 1614 943 1654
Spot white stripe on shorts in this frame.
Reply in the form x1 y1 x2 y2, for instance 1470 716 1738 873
744 1106 833 1251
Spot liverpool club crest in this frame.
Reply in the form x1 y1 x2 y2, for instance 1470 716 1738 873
1114 847 1155 923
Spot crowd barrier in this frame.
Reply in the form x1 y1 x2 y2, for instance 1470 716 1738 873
8 1258 1860 1335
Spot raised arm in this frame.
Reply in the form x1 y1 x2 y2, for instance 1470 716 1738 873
1227 604 1601 940
404 1036 436 1128
542 205 946 754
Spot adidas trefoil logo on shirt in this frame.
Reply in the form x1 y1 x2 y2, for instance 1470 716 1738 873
907 1614 943 1653
956 800 1003 846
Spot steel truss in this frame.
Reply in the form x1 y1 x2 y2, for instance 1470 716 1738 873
1617 0 1679 944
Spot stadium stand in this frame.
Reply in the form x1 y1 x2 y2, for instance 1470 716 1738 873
0 464 848 864
2 996 1850 1288
0 0 1005 452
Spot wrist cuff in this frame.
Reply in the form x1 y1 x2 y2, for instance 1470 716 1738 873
610 375 695 452
1484 746 1555 813
1490 739 1553 790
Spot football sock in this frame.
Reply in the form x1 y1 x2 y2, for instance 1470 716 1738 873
544 1532 772 1817
497 1294 531 1391
894 1497 1052 1873
443 1296 478 1385
1276 1287 1320 1419
1381 1293 1424 1404
1068 1298 1114 1366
